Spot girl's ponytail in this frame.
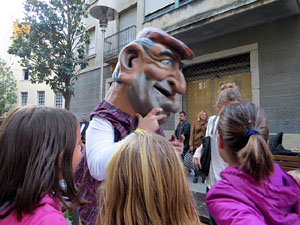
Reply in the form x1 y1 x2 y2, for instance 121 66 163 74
238 134 274 182
218 102 274 182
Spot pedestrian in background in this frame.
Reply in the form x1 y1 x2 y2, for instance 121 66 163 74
80 114 89 145
189 110 208 183
175 111 191 159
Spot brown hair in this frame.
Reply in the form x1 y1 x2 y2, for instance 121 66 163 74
217 83 242 108
218 102 274 182
98 132 200 225
0 106 87 220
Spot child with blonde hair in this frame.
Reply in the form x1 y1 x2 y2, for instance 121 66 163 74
98 131 200 225
0 106 87 224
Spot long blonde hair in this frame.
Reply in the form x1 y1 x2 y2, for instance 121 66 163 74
98 132 200 225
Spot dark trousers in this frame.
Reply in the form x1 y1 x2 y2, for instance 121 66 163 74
181 144 189 160
194 169 199 177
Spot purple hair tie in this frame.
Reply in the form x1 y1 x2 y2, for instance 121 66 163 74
245 129 260 139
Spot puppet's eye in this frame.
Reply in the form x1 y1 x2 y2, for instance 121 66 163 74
161 59 173 66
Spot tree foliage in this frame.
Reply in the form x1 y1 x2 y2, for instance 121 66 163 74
8 0 89 110
0 58 17 116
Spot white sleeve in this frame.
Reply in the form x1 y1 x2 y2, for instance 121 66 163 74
205 116 213 136
85 116 134 181
205 115 218 137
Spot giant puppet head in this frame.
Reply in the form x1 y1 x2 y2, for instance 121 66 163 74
110 27 194 124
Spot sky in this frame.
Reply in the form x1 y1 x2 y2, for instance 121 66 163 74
0 0 26 59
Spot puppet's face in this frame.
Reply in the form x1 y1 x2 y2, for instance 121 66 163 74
126 43 186 124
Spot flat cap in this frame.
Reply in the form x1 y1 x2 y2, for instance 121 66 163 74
136 27 194 60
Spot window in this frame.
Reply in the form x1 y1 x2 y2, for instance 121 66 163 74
145 0 174 16
21 92 28 106
87 27 95 56
37 91 45 106
22 69 29 80
55 92 63 108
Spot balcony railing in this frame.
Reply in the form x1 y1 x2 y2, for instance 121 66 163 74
104 25 136 59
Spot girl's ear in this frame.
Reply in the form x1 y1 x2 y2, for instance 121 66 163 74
118 43 145 85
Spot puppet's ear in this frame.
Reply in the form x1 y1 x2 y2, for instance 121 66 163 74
118 43 144 85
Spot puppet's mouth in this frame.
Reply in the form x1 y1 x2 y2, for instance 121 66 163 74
154 84 175 101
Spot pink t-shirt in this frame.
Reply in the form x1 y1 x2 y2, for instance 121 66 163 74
0 195 67 225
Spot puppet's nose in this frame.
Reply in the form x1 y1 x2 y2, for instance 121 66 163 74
168 72 186 94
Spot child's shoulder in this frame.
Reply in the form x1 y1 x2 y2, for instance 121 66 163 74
0 195 67 225
29 195 67 225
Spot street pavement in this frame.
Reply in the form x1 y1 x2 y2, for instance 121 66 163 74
187 170 207 194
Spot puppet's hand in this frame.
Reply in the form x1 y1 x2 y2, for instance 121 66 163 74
136 108 166 132
169 134 184 155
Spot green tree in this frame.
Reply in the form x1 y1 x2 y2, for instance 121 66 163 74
0 58 17 116
8 0 89 110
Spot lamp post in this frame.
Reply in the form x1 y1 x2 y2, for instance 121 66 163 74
90 5 118 100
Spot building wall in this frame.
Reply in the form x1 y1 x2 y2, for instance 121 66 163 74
142 0 238 29
185 15 300 149
82 0 137 70
73 1 300 149
71 1 138 119
119 6 137 30
9 56 61 108
70 67 101 120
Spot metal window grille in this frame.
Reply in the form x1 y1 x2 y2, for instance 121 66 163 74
55 92 63 108
21 92 28 106
37 91 45 106
183 53 251 122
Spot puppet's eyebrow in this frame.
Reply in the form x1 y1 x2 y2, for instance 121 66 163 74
159 49 178 61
